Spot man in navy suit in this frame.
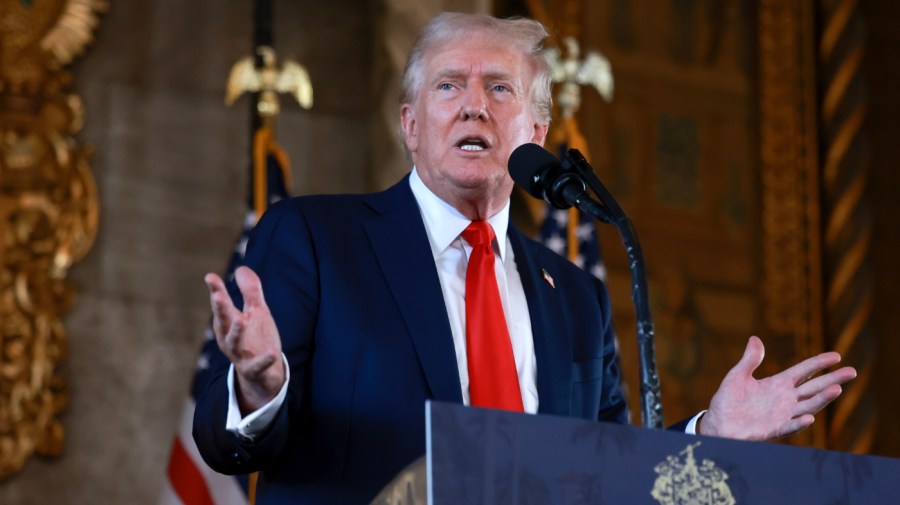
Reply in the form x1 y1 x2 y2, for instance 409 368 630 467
193 12 856 504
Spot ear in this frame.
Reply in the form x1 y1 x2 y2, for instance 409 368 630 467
530 121 549 147
400 104 418 152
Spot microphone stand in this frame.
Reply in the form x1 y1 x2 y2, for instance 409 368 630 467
565 149 664 430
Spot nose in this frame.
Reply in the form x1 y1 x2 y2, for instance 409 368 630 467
459 87 489 121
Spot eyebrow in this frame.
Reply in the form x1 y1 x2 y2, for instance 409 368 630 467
431 68 520 88
430 69 466 84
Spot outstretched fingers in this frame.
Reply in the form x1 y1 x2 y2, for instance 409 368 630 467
222 311 246 358
205 273 238 344
793 383 843 417
202 268 284 412
235 266 266 310
783 351 843 387
779 414 816 438
795 366 857 399
792 366 857 416
702 335 858 441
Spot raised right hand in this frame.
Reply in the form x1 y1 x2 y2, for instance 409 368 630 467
698 336 856 440
205 266 285 414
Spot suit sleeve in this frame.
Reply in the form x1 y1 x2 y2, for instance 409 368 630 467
192 199 319 475
595 277 630 425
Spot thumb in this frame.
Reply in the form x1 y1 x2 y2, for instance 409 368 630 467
729 335 765 379
235 266 266 309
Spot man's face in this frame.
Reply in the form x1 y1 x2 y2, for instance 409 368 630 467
400 32 548 210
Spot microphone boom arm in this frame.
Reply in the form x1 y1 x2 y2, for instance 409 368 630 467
566 148 665 430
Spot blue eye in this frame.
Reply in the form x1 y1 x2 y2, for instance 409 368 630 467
492 85 509 93
439 83 454 91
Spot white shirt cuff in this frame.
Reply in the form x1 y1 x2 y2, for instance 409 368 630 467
684 410 707 435
225 353 290 441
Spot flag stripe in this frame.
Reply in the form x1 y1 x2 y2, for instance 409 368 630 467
168 437 215 505
177 399 250 505
162 399 249 505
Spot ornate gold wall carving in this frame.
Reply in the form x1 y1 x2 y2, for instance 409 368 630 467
0 0 106 479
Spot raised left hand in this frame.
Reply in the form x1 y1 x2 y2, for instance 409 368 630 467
204 266 285 414
698 336 857 441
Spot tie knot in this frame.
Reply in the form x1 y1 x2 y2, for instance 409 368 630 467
462 221 496 248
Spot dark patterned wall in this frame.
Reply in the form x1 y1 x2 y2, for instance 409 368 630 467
512 0 900 458
577 0 762 429
860 0 900 459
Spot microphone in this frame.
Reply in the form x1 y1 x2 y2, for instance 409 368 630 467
508 143 608 221
509 142 665 429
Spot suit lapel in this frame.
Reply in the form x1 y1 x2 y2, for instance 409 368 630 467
362 179 463 404
359 180 573 411
509 226 572 416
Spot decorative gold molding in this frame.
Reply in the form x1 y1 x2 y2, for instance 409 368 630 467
757 0 825 447
0 0 105 478
759 0 875 452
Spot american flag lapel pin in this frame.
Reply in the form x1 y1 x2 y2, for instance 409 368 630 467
541 268 555 288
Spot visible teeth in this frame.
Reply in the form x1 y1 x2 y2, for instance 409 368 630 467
460 144 485 151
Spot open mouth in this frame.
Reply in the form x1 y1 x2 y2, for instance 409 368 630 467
457 137 489 152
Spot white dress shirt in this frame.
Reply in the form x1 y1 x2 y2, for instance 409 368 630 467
408 168 539 412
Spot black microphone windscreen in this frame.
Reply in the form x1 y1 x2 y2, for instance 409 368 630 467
508 143 561 199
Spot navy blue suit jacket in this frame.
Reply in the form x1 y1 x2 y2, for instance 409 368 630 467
193 177 628 504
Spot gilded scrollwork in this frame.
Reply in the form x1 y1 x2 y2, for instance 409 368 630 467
0 0 105 479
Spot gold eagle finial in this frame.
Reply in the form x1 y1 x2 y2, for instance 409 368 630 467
542 37 614 118
225 45 313 117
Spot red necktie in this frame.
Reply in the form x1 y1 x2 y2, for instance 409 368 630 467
461 221 524 412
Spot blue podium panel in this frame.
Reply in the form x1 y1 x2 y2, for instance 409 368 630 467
426 401 900 505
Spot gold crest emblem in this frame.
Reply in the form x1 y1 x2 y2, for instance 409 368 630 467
651 442 736 505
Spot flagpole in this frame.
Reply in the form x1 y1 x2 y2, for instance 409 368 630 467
249 0 273 206
165 2 306 503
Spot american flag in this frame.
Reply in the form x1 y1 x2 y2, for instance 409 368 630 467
539 206 607 282
160 128 290 505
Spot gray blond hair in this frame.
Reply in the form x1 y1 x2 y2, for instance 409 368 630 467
400 12 552 126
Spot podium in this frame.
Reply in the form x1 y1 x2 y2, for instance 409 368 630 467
372 401 900 505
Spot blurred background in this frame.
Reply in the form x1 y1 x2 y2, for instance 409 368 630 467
1 0 898 503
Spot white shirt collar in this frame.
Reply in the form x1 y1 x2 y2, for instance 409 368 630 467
408 167 510 261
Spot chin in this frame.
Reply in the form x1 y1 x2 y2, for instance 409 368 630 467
449 169 503 188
